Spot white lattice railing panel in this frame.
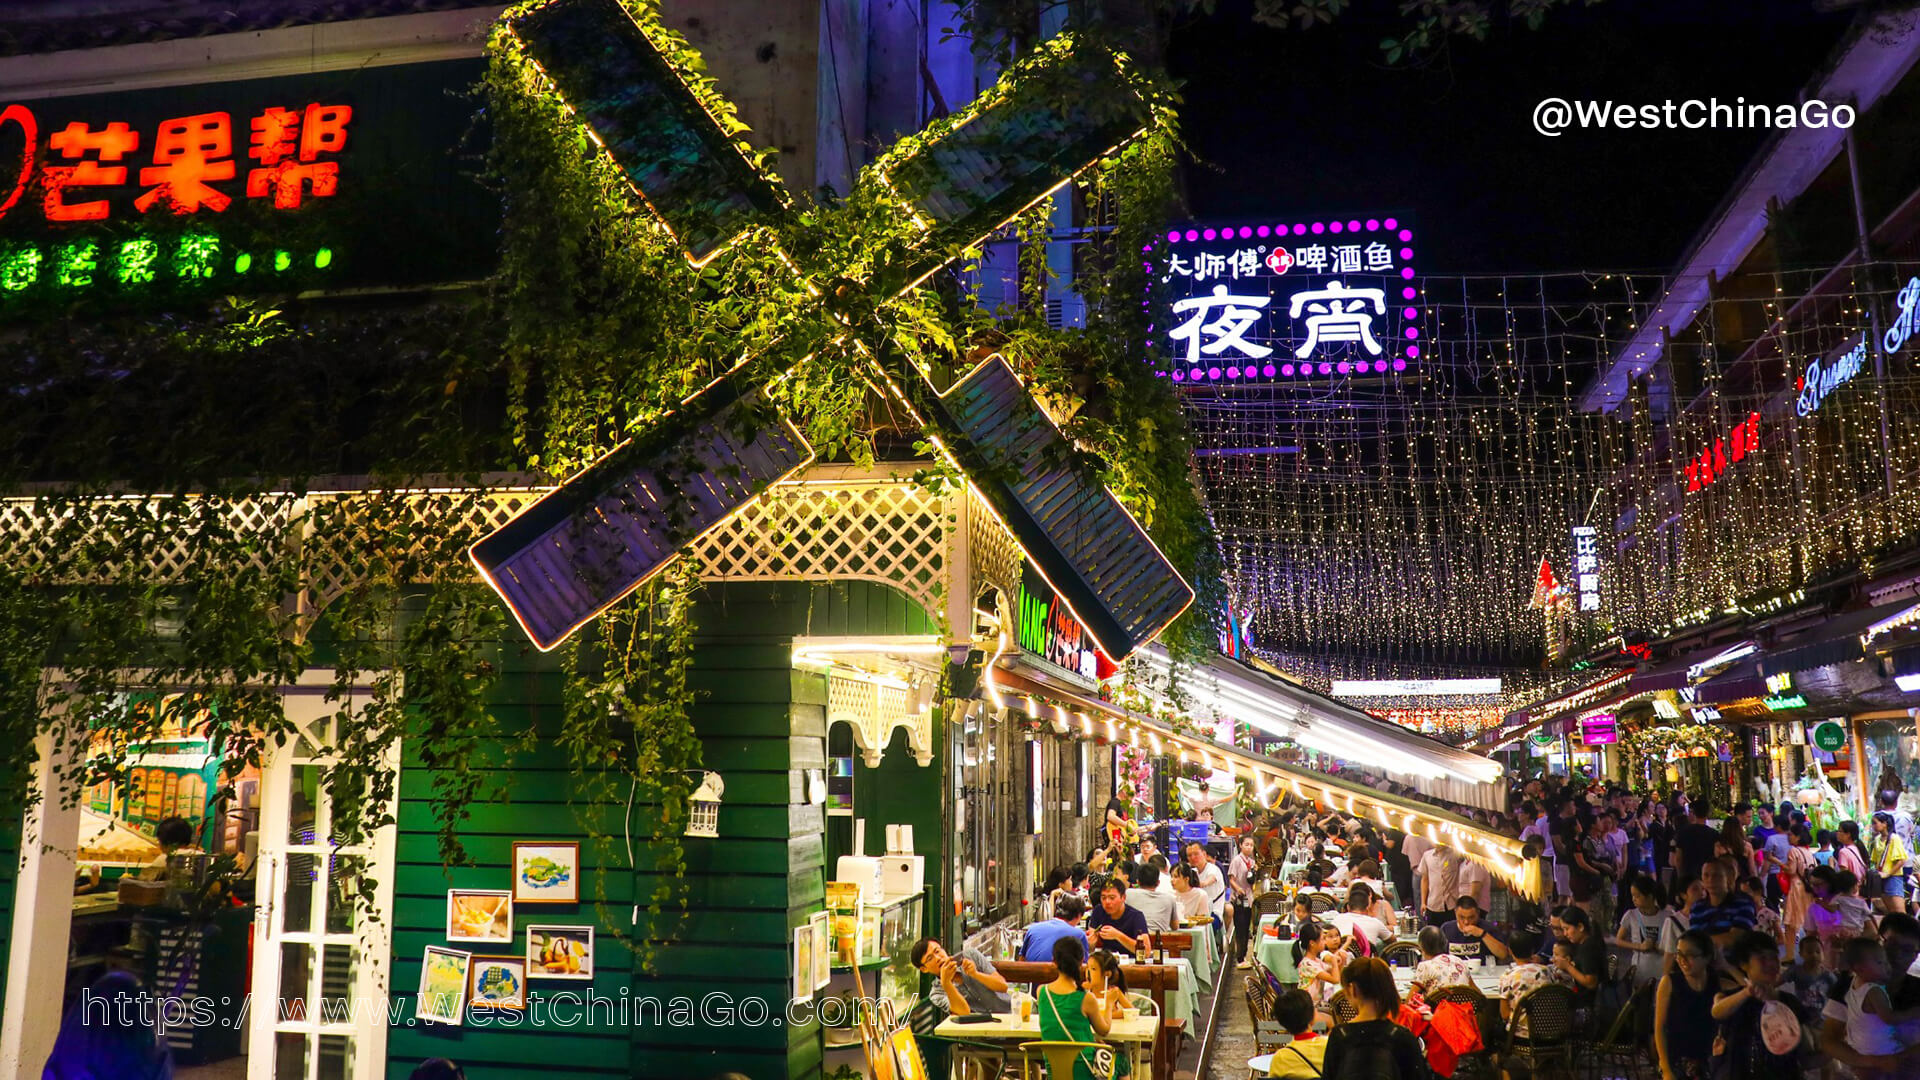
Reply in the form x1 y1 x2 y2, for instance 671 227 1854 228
689 481 948 622
0 468 1025 636
0 494 300 584
967 483 1023 607
826 670 930 766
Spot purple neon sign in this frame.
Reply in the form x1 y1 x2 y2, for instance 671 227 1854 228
1147 216 1420 383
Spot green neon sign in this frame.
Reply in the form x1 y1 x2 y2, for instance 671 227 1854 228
0 232 335 299
1762 694 1808 711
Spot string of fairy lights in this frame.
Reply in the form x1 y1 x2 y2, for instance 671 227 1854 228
1186 263 1920 699
1188 272 1652 669
1593 261 1920 635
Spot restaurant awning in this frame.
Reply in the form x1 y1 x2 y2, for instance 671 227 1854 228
1758 599 1920 680
1126 646 1510 812
978 657 1542 899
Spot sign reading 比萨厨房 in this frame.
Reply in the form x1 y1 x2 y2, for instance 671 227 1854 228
0 59 494 312
1153 215 1419 384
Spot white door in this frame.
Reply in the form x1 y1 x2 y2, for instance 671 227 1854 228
248 689 397 1080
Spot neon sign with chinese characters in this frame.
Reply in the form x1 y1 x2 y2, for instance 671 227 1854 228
1687 412 1762 492
1151 215 1420 382
0 101 351 225
0 232 335 297
1571 526 1600 613
1015 568 1117 684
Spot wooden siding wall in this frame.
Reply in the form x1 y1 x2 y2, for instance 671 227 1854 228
0 819 17 1003
384 581 934 1080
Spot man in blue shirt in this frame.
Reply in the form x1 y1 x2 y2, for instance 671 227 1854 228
1021 894 1087 961
1086 878 1151 957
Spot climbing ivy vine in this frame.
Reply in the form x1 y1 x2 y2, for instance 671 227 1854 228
0 0 1224 974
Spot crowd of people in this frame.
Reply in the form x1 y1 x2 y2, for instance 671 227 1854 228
1255 773 1920 1079
937 771 1920 1079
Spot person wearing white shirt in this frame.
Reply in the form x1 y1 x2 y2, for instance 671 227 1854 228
1170 863 1212 924
1185 840 1227 917
1419 846 1460 927
1126 863 1179 933
1455 854 1492 913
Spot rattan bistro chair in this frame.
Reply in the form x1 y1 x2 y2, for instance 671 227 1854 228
1578 981 1656 1080
1327 989 1360 1026
1427 984 1496 1080
1498 984 1578 1080
1306 893 1336 915
1255 892 1290 918
1243 973 1290 1053
1379 941 1423 968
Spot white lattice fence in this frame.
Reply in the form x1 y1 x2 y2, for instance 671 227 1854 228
690 481 949 621
0 471 1021 632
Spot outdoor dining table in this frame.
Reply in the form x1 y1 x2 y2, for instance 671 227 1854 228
1252 914 1298 983
930 1010 1160 1080
1171 920 1217 992
1393 963 1511 999
1119 954 1199 1026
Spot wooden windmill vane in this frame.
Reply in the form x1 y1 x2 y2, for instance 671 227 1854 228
471 0 1193 664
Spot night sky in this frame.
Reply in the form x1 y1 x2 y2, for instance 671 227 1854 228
1167 0 1857 273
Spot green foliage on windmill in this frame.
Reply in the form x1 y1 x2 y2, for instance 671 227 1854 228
476 0 1194 658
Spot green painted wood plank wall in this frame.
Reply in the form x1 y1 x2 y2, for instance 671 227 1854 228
0 818 17 1003
384 581 935 1080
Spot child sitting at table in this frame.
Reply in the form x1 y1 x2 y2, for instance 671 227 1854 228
1266 988 1330 1078
1039 938 1129 1080
1293 923 1347 1027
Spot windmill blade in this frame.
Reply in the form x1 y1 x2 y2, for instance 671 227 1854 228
875 354 1194 662
470 377 814 651
860 33 1153 296
503 0 792 265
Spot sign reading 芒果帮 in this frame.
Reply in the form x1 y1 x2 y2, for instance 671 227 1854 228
0 60 494 312
1152 215 1420 383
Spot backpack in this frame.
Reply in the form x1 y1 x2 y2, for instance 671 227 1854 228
1330 1039 1402 1080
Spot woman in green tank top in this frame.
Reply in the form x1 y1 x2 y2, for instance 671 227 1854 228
1037 938 1129 1080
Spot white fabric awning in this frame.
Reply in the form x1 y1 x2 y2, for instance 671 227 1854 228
1130 646 1508 812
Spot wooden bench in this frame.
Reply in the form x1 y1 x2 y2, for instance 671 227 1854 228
993 960 1185 1080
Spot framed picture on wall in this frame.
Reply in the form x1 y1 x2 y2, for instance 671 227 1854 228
526 925 593 980
511 841 580 904
417 946 471 1025
809 911 832 990
446 890 513 943
792 925 813 1004
469 956 527 1010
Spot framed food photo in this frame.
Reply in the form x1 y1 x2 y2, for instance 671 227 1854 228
446 890 514 944
526 925 594 981
809 910 832 990
417 946 472 1026
792 924 812 1004
511 841 580 904
469 956 527 1010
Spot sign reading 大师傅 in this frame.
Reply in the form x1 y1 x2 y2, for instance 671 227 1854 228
1153 215 1420 383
